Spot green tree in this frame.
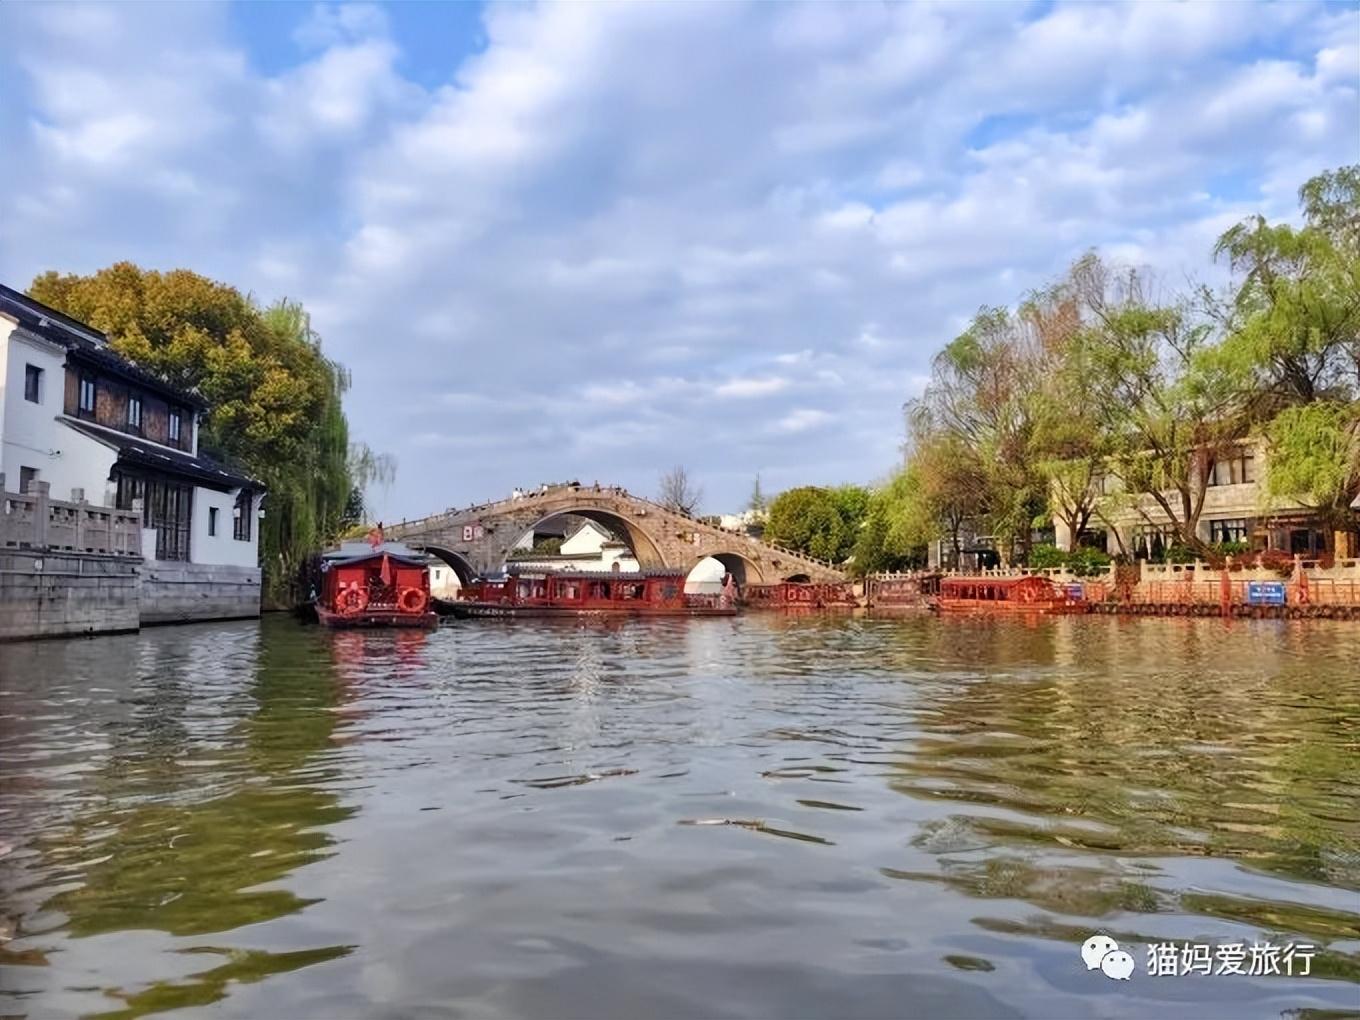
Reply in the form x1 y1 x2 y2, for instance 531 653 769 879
912 305 1049 562
1264 403 1359 538
748 473 767 515
1067 255 1243 557
851 468 930 574
764 485 864 562
28 263 388 606
1211 166 1360 552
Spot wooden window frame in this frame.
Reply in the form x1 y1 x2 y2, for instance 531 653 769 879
78 373 97 416
233 490 253 542
24 364 42 404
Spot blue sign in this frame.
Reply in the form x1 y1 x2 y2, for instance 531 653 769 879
1063 583 1084 600
1246 581 1286 606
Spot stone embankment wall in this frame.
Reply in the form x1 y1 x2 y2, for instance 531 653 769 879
0 549 141 640
139 562 263 625
2 476 260 641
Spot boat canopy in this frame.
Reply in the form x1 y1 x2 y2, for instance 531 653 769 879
322 541 431 568
940 575 1058 599
504 567 687 580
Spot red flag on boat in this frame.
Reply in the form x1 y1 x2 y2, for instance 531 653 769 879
380 553 392 588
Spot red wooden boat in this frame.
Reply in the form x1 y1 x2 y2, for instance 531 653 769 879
932 575 1087 615
316 540 437 629
443 569 737 618
743 581 859 609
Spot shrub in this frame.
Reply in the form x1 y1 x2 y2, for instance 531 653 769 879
1028 543 1066 569
1067 547 1113 577
1163 544 1199 564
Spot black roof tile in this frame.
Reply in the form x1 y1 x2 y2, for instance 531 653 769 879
59 416 260 492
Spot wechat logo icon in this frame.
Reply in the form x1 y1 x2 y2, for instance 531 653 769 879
1082 935 1135 980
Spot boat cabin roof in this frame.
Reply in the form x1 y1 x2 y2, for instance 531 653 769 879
503 568 686 581
323 541 430 567
941 575 1055 592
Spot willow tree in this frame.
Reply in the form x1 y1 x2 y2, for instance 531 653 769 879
1068 256 1244 557
1211 165 1360 553
28 263 385 605
912 306 1048 562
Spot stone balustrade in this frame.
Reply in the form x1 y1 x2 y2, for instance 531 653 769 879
0 474 141 558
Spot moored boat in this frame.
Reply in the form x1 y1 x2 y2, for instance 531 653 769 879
315 538 437 629
932 574 1087 614
444 568 737 618
742 581 859 609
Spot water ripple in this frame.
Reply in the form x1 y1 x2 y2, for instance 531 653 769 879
1 614 1357 1018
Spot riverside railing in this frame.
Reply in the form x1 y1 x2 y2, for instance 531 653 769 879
0 476 141 557
867 556 1360 607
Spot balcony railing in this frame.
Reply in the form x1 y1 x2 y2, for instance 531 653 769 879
0 476 141 557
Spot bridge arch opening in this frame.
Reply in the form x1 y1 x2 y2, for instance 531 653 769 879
687 551 764 589
412 545 477 591
500 510 667 573
784 572 813 583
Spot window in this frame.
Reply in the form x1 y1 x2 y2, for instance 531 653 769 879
19 467 38 494
114 469 192 560
127 394 142 431
79 374 97 415
24 364 42 403
1209 518 1249 544
1133 524 1178 560
115 472 145 510
1210 447 1255 486
208 506 218 537
168 410 182 443
233 490 252 541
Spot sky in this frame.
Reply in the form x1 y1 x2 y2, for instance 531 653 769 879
1 1 1356 521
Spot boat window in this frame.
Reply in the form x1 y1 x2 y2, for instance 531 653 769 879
562 582 579 599
622 583 643 599
517 581 531 598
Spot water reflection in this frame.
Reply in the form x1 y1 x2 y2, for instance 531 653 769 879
0 614 1357 1019
1 621 357 1017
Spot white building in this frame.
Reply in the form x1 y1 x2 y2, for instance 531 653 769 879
429 563 462 598
507 519 640 573
718 509 765 535
1 284 264 616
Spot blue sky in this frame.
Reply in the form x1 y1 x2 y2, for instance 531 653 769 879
1 1 1356 520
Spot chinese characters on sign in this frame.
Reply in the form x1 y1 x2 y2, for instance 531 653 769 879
1145 941 1316 977
1081 935 1318 981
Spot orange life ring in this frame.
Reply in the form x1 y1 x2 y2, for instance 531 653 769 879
398 587 428 614
337 586 369 615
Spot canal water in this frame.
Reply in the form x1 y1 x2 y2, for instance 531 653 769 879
1 614 1357 1019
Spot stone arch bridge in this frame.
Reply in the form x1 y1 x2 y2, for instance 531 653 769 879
385 483 845 586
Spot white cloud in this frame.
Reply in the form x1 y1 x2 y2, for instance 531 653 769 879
1 0 1354 515
715 377 789 399
775 409 833 434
